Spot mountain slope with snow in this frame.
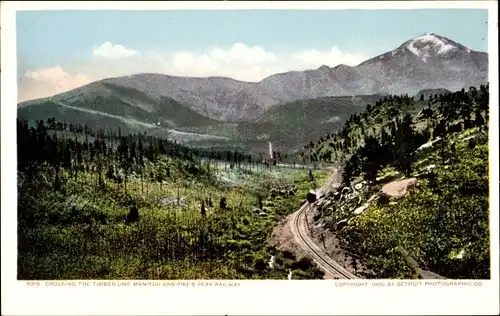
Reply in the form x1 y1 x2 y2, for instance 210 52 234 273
19 33 488 124
259 33 487 112
404 33 461 62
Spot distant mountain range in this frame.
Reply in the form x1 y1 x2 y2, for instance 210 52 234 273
18 33 488 152
263 33 487 108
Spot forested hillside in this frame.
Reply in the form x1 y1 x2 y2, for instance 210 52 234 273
307 84 490 279
17 119 327 279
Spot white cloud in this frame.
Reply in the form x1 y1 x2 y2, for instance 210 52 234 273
92 42 138 59
161 43 366 81
19 66 90 102
292 47 367 68
161 43 280 80
209 43 277 65
20 43 368 101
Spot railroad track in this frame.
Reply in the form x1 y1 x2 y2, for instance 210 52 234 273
291 171 358 279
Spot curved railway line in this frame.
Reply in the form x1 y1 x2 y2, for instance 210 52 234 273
290 170 358 279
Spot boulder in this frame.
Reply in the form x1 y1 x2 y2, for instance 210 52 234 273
335 219 349 231
417 108 424 118
425 164 436 171
460 133 481 143
316 199 325 208
333 192 341 200
366 194 379 204
341 187 351 195
381 178 418 199
353 204 368 215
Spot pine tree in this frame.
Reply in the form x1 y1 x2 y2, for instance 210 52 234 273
219 197 227 210
393 114 416 177
360 135 383 182
341 152 362 187
201 200 206 217
54 164 61 191
474 109 485 127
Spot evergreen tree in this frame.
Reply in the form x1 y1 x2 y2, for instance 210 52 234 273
474 109 485 127
360 135 383 182
201 200 206 217
393 114 416 176
342 152 362 187
219 197 227 210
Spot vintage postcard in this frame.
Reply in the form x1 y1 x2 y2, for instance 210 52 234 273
1 1 499 315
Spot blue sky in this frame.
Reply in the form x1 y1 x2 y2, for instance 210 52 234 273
17 9 488 101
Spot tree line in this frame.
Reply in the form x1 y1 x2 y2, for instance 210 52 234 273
17 118 286 195
303 84 489 186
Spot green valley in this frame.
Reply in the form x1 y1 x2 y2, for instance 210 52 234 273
17 118 328 280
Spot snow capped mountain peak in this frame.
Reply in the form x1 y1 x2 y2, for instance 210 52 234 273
409 33 455 50
403 33 459 62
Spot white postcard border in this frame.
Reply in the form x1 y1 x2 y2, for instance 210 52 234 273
1 1 498 315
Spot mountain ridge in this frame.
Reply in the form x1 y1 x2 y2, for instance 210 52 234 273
18 33 488 129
